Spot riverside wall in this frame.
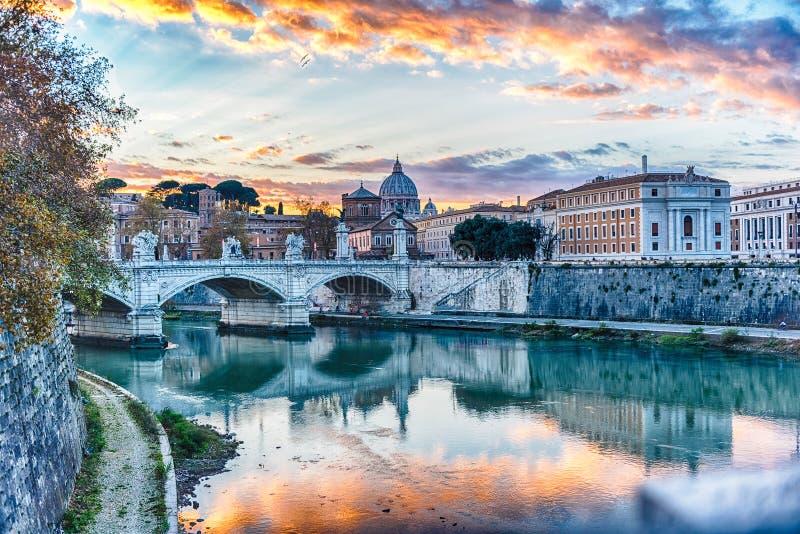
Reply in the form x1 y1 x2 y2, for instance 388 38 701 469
0 311 85 533
528 262 800 326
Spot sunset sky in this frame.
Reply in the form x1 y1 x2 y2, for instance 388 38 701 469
56 0 800 210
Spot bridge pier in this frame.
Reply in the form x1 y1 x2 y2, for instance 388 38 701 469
219 298 313 335
71 306 167 348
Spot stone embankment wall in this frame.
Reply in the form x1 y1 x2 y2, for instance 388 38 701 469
417 262 530 314
529 263 800 326
410 262 529 313
0 312 85 533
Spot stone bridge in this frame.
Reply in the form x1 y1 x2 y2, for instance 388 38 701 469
70 257 412 348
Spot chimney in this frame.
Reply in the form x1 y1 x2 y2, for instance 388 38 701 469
641 154 648 174
517 195 521 206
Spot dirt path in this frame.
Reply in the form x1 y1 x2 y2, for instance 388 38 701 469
78 375 163 534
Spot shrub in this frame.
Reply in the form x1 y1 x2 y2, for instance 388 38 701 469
719 328 741 346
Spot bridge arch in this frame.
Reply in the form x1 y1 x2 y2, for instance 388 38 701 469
158 273 287 306
307 271 397 313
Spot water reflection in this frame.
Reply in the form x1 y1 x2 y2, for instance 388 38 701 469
74 323 800 533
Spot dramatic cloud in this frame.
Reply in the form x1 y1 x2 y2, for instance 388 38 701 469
213 135 234 142
293 152 336 165
503 81 626 99
246 144 283 159
595 104 680 121
73 0 800 110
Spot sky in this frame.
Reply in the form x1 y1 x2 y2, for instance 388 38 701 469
54 0 800 210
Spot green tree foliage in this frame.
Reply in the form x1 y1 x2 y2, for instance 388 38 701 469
214 180 259 207
277 201 284 215
148 179 180 200
450 215 559 260
163 182 209 213
263 205 276 214
96 177 127 194
0 0 135 345
200 204 250 259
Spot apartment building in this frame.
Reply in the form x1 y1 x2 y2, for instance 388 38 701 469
730 178 800 259
557 159 731 260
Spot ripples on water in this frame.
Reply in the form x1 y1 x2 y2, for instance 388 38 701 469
74 322 800 533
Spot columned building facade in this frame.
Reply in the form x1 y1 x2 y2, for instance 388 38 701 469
730 179 800 259
557 166 731 260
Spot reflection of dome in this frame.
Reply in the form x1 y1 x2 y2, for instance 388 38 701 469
380 157 418 197
379 156 421 218
422 198 437 217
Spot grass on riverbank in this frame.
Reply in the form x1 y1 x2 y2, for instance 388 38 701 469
123 398 168 534
62 388 105 533
156 408 239 506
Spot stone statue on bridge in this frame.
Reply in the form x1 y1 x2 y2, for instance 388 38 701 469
285 233 305 261
221 236 244 259
132 230 158 261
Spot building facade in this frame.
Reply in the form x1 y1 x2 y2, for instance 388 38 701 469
341 183 381 228
730 178 800 259
348 212 419 259
246 214 305 260
556 166 731 260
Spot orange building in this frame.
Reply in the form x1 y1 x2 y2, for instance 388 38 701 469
557 161 730 260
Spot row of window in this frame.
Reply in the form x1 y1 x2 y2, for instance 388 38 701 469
561 222 638 241
562 242 638 254
741 216 783 241
560 188 638 208
649 218 723 238
560 208 636 225
650 241 723 251
737 196 800 212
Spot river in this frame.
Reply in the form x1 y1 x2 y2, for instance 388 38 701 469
74 321 800 533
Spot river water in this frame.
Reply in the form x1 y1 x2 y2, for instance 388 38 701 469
74 322 800 533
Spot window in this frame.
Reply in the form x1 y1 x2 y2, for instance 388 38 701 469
619 209 624 219
610 192 616 201
611 210 616 220
374 235 381 246
386 235 392 245
714 222 722 236
715 188 721 197
602 211 607 220
612 243 616 253
569 215 573 223
561 229 566 240
631 243 636 252
568 198 574 207
408 235 414 245
570 245 574 253
652 242 659 251
630 208 635 218
629 188 636 198
683 216 693 237
577 227 582 239
593 212 598 221
601 193 607 203
715 241 722 250
593 226 598 239
621 243 626 252
611 226 616 237
686 242 693 251
620 190 626 200
123 235 130 244
621 224 625 237
630 223 636 236
651 222 659 237
163 220 169 227
594 244 598 253
651 188 658 197
562 245 566 254
569 228 574 240
603 244 607 253
602 225 607 238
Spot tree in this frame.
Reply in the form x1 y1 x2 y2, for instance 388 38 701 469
295 198 337 258
450 216 559 261
277 201 284 215
163 182 209 212
96 177 127 195
263 205 276 214
200 204 249 259
0 0 135 345
149 179 180 200
214 180 259 208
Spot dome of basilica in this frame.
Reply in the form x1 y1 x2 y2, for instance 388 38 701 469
379 157 418 197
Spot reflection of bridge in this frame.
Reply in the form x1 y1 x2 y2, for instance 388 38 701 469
70 258 412 347
109 326 800 470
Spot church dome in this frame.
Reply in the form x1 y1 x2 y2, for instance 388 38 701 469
379 157 418 197
422 198 437 217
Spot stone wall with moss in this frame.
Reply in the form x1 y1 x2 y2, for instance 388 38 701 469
0 310 86 533
529 262 800 326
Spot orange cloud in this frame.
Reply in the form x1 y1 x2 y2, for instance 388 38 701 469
194 0 256 26
213 134 234 142
246 144 283 159
81 0 193 25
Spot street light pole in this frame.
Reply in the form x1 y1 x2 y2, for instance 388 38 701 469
794 201 798 259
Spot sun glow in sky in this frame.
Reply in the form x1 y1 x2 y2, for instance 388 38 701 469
56 0 800 209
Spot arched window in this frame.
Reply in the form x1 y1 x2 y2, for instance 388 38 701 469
683 215 693 237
